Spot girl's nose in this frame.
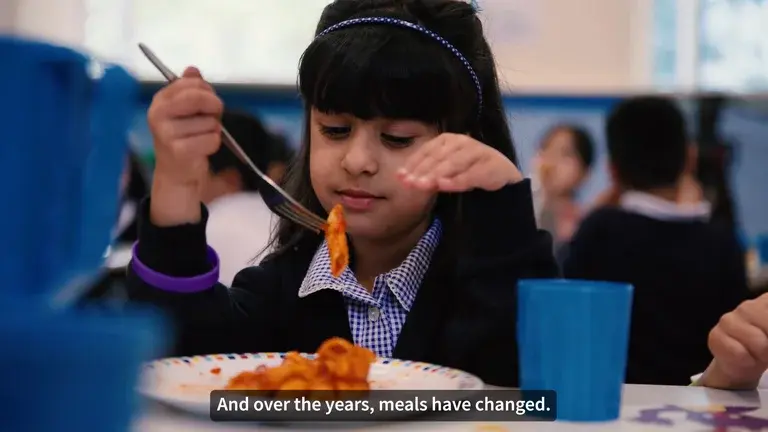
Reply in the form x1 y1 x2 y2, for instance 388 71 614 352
341 133 379 176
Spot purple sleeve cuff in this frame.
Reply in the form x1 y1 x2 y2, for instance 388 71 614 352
130 242 220 293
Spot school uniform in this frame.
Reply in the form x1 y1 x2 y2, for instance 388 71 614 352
126 180 559 387
562 191 749 386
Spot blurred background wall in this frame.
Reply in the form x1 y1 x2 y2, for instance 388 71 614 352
5 0 767 238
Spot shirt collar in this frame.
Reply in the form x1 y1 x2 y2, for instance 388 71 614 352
620 191 712 221
298 219 442 311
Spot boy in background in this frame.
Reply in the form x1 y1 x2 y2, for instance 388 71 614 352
563 96 749 385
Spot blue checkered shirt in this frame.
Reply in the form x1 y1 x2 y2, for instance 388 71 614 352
298 219 442 358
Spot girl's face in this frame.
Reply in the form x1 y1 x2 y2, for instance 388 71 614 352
309 109 439 240
536 129 588 196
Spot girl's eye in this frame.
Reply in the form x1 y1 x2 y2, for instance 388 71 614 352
319 125 350 139
381 134 415 148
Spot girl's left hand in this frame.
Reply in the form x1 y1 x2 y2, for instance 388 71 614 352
397 133 523 192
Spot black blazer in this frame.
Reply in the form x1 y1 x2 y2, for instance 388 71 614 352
126 180 559 387
562 207 749 385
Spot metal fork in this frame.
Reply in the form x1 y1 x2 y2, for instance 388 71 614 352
138 43 326 232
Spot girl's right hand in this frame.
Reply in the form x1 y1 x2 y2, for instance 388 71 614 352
703 294 768 389
147 66 224 226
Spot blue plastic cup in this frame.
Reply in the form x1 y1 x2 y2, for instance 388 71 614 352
0 36 138 298
0 36 167 432
517 279 634 422
0 299 170 431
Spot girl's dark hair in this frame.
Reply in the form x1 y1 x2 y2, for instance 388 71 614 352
265 0 517 257
539 124 595 170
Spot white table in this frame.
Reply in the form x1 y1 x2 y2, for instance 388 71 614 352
134 384 768 431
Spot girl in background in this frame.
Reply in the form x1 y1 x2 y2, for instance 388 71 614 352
126 0 559 387
532 124 595 250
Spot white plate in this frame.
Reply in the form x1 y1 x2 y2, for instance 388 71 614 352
138 352 484 420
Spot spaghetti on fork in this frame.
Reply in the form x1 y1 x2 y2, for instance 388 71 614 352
325 204 349 278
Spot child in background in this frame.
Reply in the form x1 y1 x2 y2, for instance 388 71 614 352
562 96 749 386
126 0 559 387
586 144 702 211
203 110 294 285
677 144 704 205
532 124 595 250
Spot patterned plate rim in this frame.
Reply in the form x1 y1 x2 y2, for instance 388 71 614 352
141 352 484 390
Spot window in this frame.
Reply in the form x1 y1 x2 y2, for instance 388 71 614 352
84 0 334 84
698 0 768 91
652 0 768 91
651 0 678 88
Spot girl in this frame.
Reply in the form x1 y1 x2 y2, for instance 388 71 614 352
532 124 594 250
127 0 559 387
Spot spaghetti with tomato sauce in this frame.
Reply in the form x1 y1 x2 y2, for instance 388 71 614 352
324 204 349 278
225 338 375 399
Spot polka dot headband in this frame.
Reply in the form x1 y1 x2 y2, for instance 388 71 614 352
315 16 483 117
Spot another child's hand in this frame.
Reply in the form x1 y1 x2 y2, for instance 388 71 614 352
397 133 523 192
705 294 768 388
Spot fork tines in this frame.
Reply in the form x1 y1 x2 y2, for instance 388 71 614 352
276 203 327 232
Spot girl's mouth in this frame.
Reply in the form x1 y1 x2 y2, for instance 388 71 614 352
338 189 383 211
